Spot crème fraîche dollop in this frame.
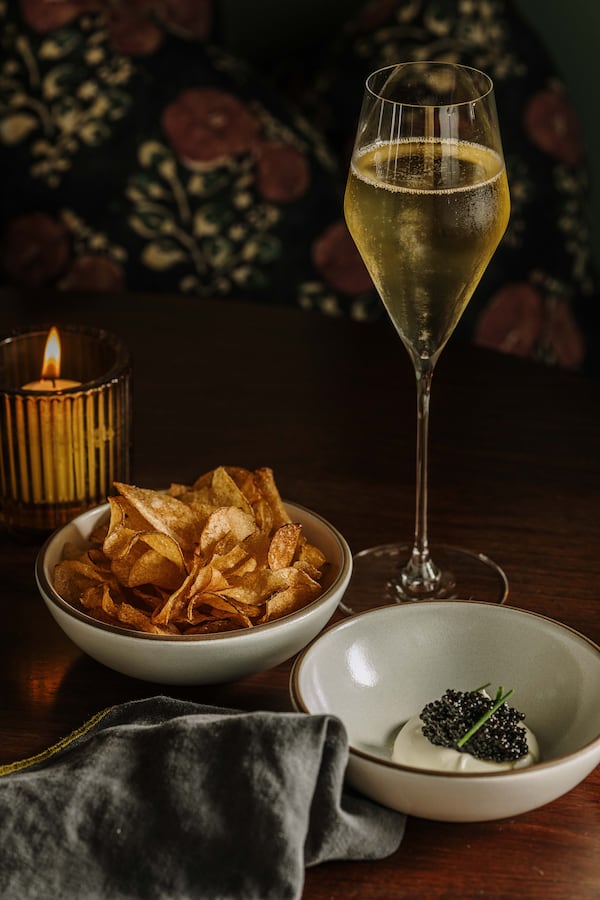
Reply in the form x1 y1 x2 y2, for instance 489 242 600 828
392 714 540 773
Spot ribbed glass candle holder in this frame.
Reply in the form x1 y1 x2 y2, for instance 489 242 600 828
0 325 132 534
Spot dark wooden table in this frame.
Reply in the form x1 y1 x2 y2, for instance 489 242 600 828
1 288 599 899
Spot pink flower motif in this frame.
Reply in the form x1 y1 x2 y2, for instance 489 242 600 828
523 87 584 167
255 142 310 204
60 255 126 292
21 0 213 51
1 213 69 288
544 299 585 370
162 88 261 164
312 221 373 296
159 0 212 40
20 0 100 33
474 282 544 357
349 0 398 32
106 8 164 57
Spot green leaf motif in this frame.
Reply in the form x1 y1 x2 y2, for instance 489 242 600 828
38 31 81 60
31 139 53 157
41 64 80 100
127 172 157 200
204 236 234 269
232 266 269 290
141 240 186 271
187 174 206 196
180 274 200 293
129 211 170 239
242 233 281 265
79 121 110 145
0 113 38 144
157 157 178 181
139 141 171 170
193 204 234 238
105 90 130 118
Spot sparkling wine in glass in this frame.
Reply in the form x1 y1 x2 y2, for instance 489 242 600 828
342 62 510 613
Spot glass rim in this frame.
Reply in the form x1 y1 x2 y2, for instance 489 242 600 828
0 322 131 395
365 61 494 109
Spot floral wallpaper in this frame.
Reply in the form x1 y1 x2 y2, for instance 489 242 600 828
0 0 597 373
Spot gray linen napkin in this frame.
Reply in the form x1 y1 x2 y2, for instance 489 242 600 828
0 696 406 899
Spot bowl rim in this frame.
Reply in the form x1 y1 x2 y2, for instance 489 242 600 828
290 600 600 779
36 499 351 643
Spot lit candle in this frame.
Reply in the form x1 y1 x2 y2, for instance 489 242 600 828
1 324 131 532
19 326 82 505
21 378 81 391
21 327 81 391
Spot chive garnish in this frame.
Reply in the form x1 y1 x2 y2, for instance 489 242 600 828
457 686 513 749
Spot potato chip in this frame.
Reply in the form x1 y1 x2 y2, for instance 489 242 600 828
200 507 256 554
185 592 256 628
126 549 183 591
54 466 330 636
135 531 187 571
113 482 200 551
268 523 302 570
103 495 150 559
53 558 110 603
210 544 257 577
209 466 254 516
261 583 319 621
253 468 292 529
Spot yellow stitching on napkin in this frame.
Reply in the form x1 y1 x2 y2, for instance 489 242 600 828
0 706 113 777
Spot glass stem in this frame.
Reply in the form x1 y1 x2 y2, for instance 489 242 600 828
401 357 442 595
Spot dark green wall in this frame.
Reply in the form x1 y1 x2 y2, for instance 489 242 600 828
514 1 600 268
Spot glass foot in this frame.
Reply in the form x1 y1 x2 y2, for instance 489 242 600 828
340 542 508 615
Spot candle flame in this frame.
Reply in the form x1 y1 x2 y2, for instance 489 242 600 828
41 326 62 381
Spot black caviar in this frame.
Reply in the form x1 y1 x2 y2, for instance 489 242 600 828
420 689 528 762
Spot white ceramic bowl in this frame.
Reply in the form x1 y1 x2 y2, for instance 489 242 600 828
290 601 600 822
36 501 352 685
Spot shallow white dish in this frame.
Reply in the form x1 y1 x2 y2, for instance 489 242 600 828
290 601 600 822
36 501 352 685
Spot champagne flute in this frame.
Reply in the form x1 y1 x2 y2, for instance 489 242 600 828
342 62 510 614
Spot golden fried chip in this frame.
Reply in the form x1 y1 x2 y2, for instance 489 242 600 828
200 507 256 554
295 537 327 570
209 466 254 516
53 558 110 603
261 582 320 621
292 559 323 581
54 465 330 636
186 592 256 628
134 531 187 572
127 549 183 591
209 544 256 576
103 496 149 559
118 601 176 634
267 523 302 570
251 497 274 535
114 482 200 551
152 561 229 626
79 582 114 610
217 568 285 605
253 468 292 528
192 465 253 493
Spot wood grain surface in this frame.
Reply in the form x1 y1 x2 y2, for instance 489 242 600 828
1 288 598 898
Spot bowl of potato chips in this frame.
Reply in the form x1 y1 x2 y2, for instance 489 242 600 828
36 466 352 685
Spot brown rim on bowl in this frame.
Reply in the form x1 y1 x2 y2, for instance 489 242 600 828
289 601 600 778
